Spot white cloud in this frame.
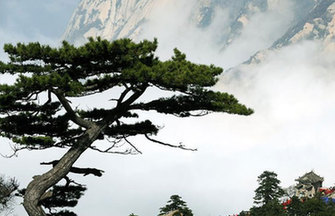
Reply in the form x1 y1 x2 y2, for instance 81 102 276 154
66 39 335 216
2 1 335 215
129 1 335 214
139 0 294 68
217 38 335 199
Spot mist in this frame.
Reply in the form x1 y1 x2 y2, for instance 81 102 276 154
1 0 335 216
133 0 335 215
139 0 295 68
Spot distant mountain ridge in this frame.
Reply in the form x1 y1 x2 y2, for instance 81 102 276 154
273 0 335 48
63 0 160 44
63 0 335 64
63 0 286 45
247 0 335 64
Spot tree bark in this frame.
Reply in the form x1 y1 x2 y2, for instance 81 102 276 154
23 124 103 216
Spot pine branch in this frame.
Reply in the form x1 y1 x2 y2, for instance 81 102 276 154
89 146 138 155
52 89 93 128
144 134 197 151
89 137 141 155
40 160 104 177
123 136 142 154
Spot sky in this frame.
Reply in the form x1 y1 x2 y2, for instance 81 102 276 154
0 0 80 60
1 0 335 216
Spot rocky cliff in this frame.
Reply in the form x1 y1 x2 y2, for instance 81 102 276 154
63 0 335 63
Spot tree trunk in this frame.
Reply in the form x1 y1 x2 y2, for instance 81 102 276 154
23 125 103 216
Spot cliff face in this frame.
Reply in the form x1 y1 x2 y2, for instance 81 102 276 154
63 0 288 45
62 0 160 44
273 0 335 48
246 0 335 64
63 0 335 62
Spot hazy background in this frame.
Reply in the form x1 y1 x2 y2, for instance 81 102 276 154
0 0 80 60
1 0 335 216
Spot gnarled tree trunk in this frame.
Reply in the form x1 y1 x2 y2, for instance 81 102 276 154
23 125 103 216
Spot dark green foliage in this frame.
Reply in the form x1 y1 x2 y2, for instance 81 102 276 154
19 179 86 216
247 195 335 216
46 210 77 216
286 196 304 216
41 184 86 209
0 175 19 213
250 199 285 216
0 38 253 215
159 195 193 216
0 37 252 152
249 171 285 216
254 171 284 205
285 194 335 216
243 172 335 216
301 194 335 216
238 210 249 216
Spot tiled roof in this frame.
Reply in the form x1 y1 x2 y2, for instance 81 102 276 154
295 171 324 184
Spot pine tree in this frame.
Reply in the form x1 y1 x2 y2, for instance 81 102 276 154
250 171 285 216
159 195 193 216
0 37 253 216
254 171 284 205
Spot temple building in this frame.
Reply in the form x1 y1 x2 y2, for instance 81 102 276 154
295 171 324 198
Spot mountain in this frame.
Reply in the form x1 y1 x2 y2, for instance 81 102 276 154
273 0 335 48
62 0 288 45
193 0 270 46
62 0 160 44
246 0 335 64
63 0 335 63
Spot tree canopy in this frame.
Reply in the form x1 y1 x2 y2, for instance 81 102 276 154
0 37 252 216
254 171 284 205
250 171 285 216
159 194 193 216
240 171 335 216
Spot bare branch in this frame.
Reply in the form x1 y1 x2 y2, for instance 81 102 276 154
23 90 43 101
123 136 142 154
119 86 147 108
0 143 36 158
144 134 197 151
104 85 147 124
190 110 211 117
89 146 138 155
88 137 123 153
117 86 132 106
89 134 142 155
40 160 105 177
52 89 92 128
1 140 72 159
63 176 85 187
0 144 20 158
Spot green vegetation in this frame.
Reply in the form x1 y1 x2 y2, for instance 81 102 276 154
249 170 285 216
286 194 335 216
0 37 252 216
254 171 285 205
239 171 335 216
159 194 193 216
